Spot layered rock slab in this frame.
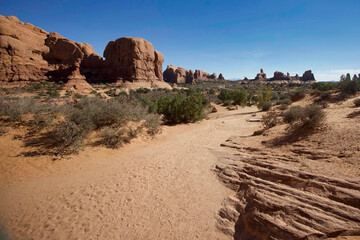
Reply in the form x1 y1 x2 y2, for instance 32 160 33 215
215 139 360 240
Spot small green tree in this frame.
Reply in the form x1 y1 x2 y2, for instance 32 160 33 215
257 85 272 110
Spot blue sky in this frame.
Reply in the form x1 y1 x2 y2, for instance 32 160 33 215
1 0 360 81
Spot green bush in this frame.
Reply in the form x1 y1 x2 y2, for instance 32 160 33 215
257 86 272 110
339 74 360 95
157 90 206 124
218 89 248 106
208 88 216 95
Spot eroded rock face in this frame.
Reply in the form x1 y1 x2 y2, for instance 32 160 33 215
273 71 290 80
0 15 50 82
194 69 210 80
251 69 316 83
301 70 315 81
255 69 267 80
163 65 194 84
215 137 360 240
103 37 164 83
218 73 225 80
0 15 168 88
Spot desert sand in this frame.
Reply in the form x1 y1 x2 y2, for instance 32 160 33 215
0 106 261 239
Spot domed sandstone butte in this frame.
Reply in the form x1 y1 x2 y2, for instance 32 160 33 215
0 15 168 89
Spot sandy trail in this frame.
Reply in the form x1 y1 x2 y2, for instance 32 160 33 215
0 106 261 239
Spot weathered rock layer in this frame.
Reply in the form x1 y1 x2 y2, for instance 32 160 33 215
215 138 360 240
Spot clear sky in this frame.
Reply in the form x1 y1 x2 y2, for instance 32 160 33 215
1 0 360 81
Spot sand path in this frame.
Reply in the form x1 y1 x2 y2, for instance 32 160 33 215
0 106 261 240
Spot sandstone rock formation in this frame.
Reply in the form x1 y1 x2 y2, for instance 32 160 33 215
163 65 194 84
216 138 360 240
103 37 164 83
0 15 169 89
164 66 223 84
273 71 290 80
251 69 316 83
301 70 315 81
255 69 267 80
194 69 209 80
218 73 225 80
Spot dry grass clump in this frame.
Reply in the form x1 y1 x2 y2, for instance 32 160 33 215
263 111 279 130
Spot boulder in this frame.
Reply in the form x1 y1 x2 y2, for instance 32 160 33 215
301 70 315 81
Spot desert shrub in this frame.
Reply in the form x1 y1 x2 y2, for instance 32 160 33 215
262 102 272 111
66 98 132 131
46 90 60 98
222 100 233 106
354 98 360 107
319 91 331 100
208 88 216 95
143 114 162 136
290 89 306 102
136 88 151 94
263 112 279 129
316 100 329 109
312 82 338 92
279 103 288 110
49 121 85 155
73 93 83 99
32 113 55 129
157 90 206 124
279 93 291 100
284 106 305 123
140 98 158 113
100 127 131 149
303 105 325 128
1 97 38 122
284 105 325 129
276 98 292 106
